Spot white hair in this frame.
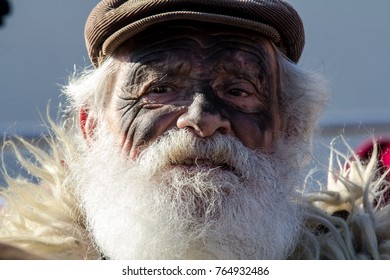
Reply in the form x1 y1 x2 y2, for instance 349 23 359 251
62 58 118 127
277 53 328 164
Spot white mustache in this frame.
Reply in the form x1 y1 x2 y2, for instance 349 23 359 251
135 129 270 180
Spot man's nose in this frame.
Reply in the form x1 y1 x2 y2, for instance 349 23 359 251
176 93 232 137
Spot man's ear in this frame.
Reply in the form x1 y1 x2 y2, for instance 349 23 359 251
79 107 97 142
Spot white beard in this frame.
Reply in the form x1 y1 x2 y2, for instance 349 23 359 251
70 127 305 259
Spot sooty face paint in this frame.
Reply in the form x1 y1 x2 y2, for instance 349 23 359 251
105 26 282 157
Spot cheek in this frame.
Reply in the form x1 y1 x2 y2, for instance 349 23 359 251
227 108 280 152
111 103 184 156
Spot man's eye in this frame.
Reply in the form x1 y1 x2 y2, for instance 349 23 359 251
228 89 250 97
149 85 172 94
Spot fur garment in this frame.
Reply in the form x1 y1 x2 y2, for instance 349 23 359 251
0 127 389 260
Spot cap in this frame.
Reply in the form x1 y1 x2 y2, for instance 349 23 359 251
85 0 305 67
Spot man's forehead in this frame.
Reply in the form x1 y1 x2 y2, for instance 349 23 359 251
116 24 276 63
116 44 274 83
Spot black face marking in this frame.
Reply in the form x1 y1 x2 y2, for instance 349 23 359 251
192 82 223 114
116 100 142 146
107 25 282 155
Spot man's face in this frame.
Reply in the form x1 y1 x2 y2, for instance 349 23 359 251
104 26 282 159
75 26 303 260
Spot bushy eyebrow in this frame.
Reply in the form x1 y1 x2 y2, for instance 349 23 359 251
210 59 271 106
119 57 191 98
133 53 192 79
212 62 263 82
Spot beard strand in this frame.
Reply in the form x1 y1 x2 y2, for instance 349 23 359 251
69 127 305 259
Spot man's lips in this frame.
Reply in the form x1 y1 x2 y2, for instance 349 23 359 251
169 158 234 171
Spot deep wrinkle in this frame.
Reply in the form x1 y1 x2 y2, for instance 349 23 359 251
106 26 282 156
121 51 269 113
117 100 142 149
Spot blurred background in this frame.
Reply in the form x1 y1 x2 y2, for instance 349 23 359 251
0 0 389 185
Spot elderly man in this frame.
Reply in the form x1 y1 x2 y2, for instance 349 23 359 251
0 0 389 260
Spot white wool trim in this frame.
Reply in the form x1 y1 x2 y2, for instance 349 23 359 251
0 126 389 260
297 137 390 259
0 123 99 260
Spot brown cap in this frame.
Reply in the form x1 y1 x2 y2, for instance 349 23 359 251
85 0 305 67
